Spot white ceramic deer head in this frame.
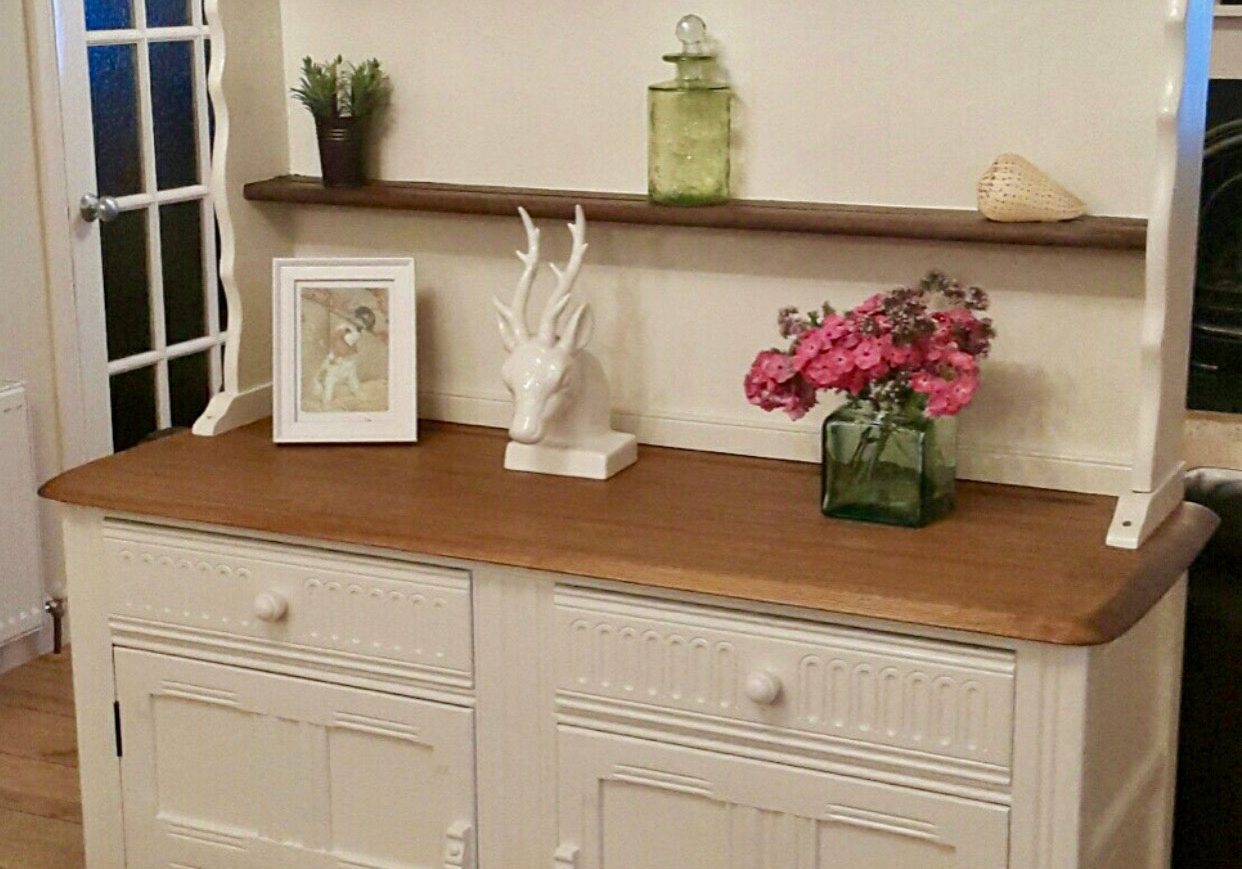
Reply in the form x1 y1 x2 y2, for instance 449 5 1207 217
494 206 637 479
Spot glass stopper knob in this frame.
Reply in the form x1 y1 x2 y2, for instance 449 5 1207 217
675 14 708 54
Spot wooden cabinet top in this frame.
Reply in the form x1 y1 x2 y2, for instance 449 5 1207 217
41 421 1217 646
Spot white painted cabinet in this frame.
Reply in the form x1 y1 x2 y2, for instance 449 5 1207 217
555 726 1009 869
60 518 1188 869
113 649 476 868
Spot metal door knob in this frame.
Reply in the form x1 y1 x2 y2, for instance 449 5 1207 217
744 670 783 706
253 591 288 623
79 193 120 224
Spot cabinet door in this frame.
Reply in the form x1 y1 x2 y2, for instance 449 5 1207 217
114 649 476 868
556 727 1008 869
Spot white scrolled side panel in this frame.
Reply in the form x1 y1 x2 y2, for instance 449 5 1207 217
193 0 291 436
0 382 44 647
1112 0 1214 548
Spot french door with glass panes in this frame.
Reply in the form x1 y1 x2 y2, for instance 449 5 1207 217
57 0 225 456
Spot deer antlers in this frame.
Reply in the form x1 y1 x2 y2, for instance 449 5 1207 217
494 206 590 350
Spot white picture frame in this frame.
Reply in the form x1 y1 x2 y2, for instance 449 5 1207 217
272 257 417 443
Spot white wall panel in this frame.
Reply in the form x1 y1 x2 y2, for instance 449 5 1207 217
1 0 63 635
261 0 1168 494
289 208 1143 492
282 0 1162 215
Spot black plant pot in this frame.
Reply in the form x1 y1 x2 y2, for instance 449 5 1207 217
316 117 366 188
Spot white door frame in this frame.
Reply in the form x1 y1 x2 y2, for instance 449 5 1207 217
25 0 99 468
50 0 112 462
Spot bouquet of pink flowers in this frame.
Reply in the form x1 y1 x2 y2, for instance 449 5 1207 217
744 271 995 420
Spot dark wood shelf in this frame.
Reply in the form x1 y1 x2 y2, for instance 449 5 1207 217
243 175 1148 251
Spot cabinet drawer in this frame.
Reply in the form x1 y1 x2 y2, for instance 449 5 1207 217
555 588 1015 779
104 522 473 688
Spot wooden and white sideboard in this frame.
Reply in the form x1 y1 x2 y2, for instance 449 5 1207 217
41 422 1217 869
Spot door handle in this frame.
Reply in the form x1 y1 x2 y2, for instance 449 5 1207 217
79 193 120 224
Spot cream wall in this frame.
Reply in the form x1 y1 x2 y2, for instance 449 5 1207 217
282 0 1161 215
255 1 1164 494
0 0 64 602
287 210 1142 494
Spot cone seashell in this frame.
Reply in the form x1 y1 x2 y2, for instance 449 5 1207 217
977 153 1087 223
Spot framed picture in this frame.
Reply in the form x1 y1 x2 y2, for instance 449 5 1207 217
272 258 417 443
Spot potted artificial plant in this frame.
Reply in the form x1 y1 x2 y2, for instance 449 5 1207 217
292 56 391 188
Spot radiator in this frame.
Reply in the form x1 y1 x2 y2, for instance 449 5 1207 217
0 382 44 645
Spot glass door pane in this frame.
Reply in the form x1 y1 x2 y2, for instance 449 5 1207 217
169 352 211 428
150 40 199 189
159 200 205 344
88 43 144 196
85 0 132 31
146 0 190 28
110 366 158 451
100 210 152 360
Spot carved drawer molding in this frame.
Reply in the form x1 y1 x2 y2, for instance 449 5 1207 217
554 588 1015 782
103 521 473 690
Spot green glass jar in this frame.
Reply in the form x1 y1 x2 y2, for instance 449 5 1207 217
821 398 958 528
648 15 731 206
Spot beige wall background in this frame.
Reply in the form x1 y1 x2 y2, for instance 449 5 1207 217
283 0 1161 215
1 0 64 600
251 0 1165 494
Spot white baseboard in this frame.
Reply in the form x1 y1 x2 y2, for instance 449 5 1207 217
0 618 53 676
193 383 273 436
187 385 1130 496
420 390 1131 496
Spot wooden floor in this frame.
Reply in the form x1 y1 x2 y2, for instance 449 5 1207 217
0 652 84 869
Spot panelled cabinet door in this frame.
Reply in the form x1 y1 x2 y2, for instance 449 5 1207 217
114 649 476 868
556 727 1009 869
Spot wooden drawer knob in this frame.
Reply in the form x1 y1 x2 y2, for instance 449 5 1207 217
253 591 289 623
744 670 783 706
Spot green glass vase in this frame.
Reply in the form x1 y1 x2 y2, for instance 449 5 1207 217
648 15 731 206
821 398 958 528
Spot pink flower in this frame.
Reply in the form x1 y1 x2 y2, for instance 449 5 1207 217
854 339 883 370
926 392 954 417
949 374 978 406
821 314 849 340
744 273 993 420
826 347 855 375
947 350 976 372
855 294 884 315
846 369 871 395
744 351 818 420
909 370 933 392
800 355 840 390
791 325 829 371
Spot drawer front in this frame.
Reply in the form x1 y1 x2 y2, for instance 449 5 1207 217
555 588 1015 775
104 522 473 688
